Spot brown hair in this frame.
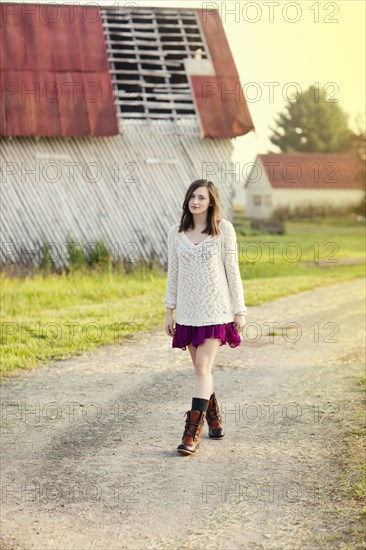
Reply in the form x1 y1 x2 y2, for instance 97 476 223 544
178 179 222 236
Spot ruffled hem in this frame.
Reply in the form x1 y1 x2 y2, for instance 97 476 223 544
172 322 241 350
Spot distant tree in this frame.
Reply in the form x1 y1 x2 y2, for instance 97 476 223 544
350 113 366 160
350 114 366 216
269 85 353 152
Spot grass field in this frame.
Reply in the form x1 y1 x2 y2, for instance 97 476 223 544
1 215 365 376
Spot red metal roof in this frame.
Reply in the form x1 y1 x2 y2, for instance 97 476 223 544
258 153 365 189
193 9 254 139
1 4 254 139
0 3 118 136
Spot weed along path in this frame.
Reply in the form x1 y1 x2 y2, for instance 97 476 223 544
1 278 365 550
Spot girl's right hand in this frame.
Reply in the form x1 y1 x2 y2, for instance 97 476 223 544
165 314 176 337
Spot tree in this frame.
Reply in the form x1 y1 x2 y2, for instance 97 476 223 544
350 114 366 217
269 85 353 152
350 113 366 161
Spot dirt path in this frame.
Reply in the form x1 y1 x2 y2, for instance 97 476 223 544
1 279 365 550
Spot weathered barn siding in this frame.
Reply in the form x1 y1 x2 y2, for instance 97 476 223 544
0 120 236 267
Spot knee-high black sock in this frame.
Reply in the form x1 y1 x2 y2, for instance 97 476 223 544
192 397 209 412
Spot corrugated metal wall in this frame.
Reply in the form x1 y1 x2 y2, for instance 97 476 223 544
0 120 236 268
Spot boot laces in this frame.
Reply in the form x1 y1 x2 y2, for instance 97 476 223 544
208 395 222 423
183 411 203 438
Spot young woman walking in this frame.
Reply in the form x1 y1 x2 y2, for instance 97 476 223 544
164 179 247 456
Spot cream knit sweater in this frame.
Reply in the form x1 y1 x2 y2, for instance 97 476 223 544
164 219 247 326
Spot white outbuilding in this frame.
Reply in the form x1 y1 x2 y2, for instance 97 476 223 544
246 152 364 219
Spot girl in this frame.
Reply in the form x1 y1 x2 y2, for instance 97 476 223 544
164 179 247 456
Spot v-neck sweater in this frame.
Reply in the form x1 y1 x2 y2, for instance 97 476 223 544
164 219 247 326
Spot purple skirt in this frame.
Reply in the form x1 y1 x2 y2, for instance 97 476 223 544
172 322 241 350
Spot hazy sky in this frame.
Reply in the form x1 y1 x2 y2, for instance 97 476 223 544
14 0 366 164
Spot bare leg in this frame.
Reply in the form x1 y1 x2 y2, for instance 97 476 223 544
187 343 197 366
192 338 221 399
188 342 214 396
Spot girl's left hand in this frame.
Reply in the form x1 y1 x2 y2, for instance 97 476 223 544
234 313 246 333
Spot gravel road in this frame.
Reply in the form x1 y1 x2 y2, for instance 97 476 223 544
1 278 365 550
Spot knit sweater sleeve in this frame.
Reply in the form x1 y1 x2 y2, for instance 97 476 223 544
164 225 178 310
223 221 247 316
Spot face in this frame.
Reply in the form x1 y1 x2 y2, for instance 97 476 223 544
188 186 210 214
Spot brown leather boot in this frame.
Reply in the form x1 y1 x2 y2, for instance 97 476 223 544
206 392 225 439
177 409 206 455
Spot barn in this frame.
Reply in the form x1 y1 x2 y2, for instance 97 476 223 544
0 2 255 268
245 152 364 219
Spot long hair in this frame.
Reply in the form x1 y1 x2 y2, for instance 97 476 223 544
178 180 222 236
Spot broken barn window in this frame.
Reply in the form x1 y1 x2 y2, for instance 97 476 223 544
101 7 210 121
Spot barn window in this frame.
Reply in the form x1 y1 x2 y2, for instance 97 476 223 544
101 7 210 121
253 195 261 206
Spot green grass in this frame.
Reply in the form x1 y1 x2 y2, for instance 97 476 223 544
1 216 365 376
352 379 366 506
352 472 366 500
350 379 366 543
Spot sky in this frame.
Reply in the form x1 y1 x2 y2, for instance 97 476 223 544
14 0 366 165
